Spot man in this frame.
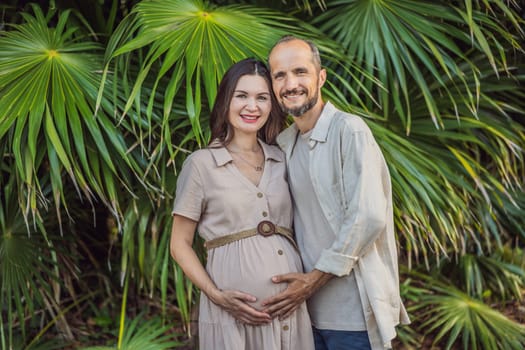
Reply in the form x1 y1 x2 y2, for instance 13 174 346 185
261 35 410 349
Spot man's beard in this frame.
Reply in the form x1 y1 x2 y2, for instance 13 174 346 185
280 90 319 117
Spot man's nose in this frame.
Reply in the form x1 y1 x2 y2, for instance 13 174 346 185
284 75 298 90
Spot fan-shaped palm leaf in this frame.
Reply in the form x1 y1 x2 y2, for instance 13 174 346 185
443 252 525 301
413 277 525 350
0 174 59 348
79 315 182 350
118 182 201 333
0 5 144 221
315 0 524 131
404 55 524 251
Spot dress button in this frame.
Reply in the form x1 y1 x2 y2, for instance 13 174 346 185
262 211 268 217
277 249 283 255
257 192 263 198
283 325 289 331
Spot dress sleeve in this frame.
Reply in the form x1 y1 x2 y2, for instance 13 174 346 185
172 155 205 222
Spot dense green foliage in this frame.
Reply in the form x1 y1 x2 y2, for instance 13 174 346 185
1 0 524 348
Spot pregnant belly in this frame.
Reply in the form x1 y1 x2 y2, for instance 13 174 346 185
206 236 301 310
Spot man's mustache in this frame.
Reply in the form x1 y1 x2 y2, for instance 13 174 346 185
281 88 307 98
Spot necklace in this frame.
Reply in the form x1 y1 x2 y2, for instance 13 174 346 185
227 147 264 172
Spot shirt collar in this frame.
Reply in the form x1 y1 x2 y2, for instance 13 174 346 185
208 139 283 167
310 101 337 143
276 101 337 153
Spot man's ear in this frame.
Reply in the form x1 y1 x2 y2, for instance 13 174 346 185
319 68 327 88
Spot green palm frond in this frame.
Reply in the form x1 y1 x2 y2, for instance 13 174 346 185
0 175 57 347
406 56 524 248
497 241 525 270
414 281 525 350
442 252 525 301
404 267 525 350
120 198 173 294
5 336 68 350
0 5 144 221
288 0 327 13
315 0 524 131
79 315 183 350
119 192 199 333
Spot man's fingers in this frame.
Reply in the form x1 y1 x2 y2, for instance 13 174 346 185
263 298 291 316
262 286 296 307
271 272 297 283
279 303 299 320
261 293 284 307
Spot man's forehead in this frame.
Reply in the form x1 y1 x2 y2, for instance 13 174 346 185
269 58 315 73
269 46 314 69
270 41 309 58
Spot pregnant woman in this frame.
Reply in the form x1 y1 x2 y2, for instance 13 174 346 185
170 58 314 350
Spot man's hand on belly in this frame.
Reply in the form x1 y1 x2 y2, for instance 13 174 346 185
260 269 334 320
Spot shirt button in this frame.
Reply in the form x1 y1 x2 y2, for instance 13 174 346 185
277 249 283 255
283 325 289 331
257 192 263 198
262 211 268 217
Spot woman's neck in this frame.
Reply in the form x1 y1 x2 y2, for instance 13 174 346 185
227 133 260 152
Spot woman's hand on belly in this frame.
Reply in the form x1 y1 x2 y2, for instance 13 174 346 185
210 288 272 325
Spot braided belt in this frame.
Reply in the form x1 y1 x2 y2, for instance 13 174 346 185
204 220 298 252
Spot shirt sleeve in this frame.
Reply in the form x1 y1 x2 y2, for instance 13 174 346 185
314 126 390 277
172 155 205 222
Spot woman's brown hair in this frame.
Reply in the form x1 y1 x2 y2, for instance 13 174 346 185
209 58 286 146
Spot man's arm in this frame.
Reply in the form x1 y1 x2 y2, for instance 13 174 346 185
261 269 333 319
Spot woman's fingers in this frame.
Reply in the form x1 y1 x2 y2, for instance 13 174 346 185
219 289 271 324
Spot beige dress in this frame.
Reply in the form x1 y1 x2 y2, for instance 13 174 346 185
173 141 314 350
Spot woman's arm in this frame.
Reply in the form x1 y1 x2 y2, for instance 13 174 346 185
170 214 271 325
